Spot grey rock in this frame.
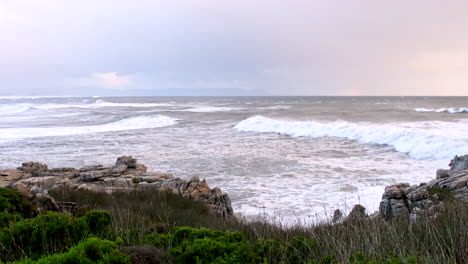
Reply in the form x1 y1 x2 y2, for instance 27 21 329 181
116 156 137 168
436 169 450 179
378 155 468 221
449 155 468 171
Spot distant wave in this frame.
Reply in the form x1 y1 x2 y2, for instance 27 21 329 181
234 115 468 160
0 104 35 114
2 100 169 110
415 107 468 113
0 115 178 140
92 100 170 108
176 106 243 113
258 105 291 110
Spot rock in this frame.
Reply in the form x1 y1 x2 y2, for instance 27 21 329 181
109 165 128 177
13 176 59 190
383 185 404 199
3 157 235 218
449 155 468 171
378 155 468 221
116 156 137 168
347 204 367 219
190 176 200 182
80 169 110 182
0 169 28 187
332 209 344 223
17 162 48 175
436 169 450 179
13 183 33 198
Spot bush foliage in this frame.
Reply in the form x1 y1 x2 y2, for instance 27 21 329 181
12 238 131 264
0 210 113 262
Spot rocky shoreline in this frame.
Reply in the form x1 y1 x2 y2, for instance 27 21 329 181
334 155 468 223
1 155 467 222
0 156 233 218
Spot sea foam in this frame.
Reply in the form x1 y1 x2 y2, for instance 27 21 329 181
234 115 468 160
415 107 468 113
0 104 35 114
0 115 178 140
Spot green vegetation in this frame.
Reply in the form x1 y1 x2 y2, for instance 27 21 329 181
13 238 130 264
0 210 114 262
1 187 467 263
0 188 35 228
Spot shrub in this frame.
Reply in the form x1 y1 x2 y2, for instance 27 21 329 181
0 187 35 225
144 227 256 264
13 237 131 264
78 210 112 237
0 211 112 262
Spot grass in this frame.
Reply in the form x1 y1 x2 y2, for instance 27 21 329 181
47 187 468 264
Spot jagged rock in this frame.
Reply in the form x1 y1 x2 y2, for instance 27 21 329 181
449 155 468 171
378 155 468 220
1 156 234 218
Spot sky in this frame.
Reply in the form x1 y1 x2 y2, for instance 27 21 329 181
1 0 468 96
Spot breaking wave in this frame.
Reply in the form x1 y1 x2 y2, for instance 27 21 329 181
0 104 35 114
0 115 178 140
176 106 243 113
415 107 468 113
234 115 468 160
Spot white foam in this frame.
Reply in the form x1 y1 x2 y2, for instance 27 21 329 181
176 106 243 113
258 105 291 110
415 107 468 113
0 104 35 114
234 115 468 160
0 115 178 140
14 100 170 110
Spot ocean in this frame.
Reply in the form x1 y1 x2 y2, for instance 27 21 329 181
1 96 467 221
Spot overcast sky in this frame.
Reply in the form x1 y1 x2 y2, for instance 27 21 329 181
1 0 468 96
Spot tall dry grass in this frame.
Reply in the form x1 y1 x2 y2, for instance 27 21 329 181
49 188 468 263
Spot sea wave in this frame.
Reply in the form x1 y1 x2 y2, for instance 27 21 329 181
0 115 178 140
176 106 243 113
234 115 468 160
2 100 170 110
0 104 35 114
415 107 468 113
